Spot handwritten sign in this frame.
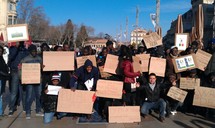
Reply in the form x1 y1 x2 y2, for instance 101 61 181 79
21 63 40 84
96 79 123 99
175 33 189 51
57 89 95 114
76 55 97 68
167 86 188 103
103 54 119 74
149 57 166 77
180 78 200 90
193 87 215 109
109 106 141 123
43 51 74 71
133 54 150 72
195 49 212 71
142 32 163 49
172 54 198 73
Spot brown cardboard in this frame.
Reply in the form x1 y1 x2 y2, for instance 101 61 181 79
172 54 198 73
43 51 74 71
57 89 95 114
109 106 141 123
21 63 40 84
142 32 163 49
76 55 97 68
180 78 200 90
96 79 123 99
167 86 188 103
195 49 212 71
98 66 112 78
103 54 119 74
193 87 215 109
133 54 150 72
149 57 166 77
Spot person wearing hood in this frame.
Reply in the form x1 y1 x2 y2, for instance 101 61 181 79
70 59 99 91
19 44 43 119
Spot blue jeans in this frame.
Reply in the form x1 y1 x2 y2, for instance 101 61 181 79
9 70 20 111
141 98 166 118
25 84 42 115
44 112 66 124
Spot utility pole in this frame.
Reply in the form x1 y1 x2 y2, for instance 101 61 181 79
136 6 139 46
156 0 160 30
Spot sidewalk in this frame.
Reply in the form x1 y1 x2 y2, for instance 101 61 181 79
0 85 215 128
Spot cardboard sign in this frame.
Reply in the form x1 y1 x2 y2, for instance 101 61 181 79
180 78 200 90
149 57 166 77
172 54 198 73
96 79 123 99
109 106 141 123
193 87 215 109
6 24 29 42
103 54 119 74
195 49 212 71
43 51 74 71
21 63 40 84
142 32 163 49
76 55 97 68
99 66 112 78
167 86 188 103
57 89 95 114
175 33 189 51
133 54 150 72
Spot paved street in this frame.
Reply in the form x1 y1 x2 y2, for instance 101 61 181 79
0 84 215 128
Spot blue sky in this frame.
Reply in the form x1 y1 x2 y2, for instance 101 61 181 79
35 0 191 40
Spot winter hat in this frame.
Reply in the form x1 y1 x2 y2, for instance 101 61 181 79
28 44 37 52
170 46 178 50
84 59 93 68
106 40 113 46
51 74 61 81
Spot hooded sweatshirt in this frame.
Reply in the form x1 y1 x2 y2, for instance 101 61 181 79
70 59 99 91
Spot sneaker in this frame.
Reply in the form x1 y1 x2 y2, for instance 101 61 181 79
8 111 14 117
26 114 31 120
159 117 165 122
36 112 44 117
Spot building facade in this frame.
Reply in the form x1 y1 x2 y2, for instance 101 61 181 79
163 0 214 48
83 38 108 52
0 0 18 42
130 28 147 45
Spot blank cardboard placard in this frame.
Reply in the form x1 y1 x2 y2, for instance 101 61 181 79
57 89 95 114
195 49 212 71
142 32 163 49
172 54 198 73
109 106 141 123
149 57 166 77
103 54 119 74
99 66 112 78
167 86 188 103
180 78 200 90
76 55 97 68
133 54 150 72
193 87 215 109
96 79 123 99
43 51 74 71
21 63 40 84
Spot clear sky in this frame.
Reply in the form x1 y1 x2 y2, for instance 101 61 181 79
35 0 191 40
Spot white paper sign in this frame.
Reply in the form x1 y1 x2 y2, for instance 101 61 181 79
47 85 62 95
176 55 195 71
84 78 94 91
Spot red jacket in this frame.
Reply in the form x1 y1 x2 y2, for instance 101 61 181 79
121 60 140 83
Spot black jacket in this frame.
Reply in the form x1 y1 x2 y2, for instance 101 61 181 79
0 56 9 80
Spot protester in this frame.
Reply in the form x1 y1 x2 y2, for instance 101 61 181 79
20 44 43 119
63 43 70 51
137 73 166 122
8 41 29 116
41 74 66 124
0 45 9 116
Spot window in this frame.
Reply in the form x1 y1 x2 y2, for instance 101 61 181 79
8 16 13 25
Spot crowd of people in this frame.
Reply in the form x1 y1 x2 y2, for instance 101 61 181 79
0 38 214 124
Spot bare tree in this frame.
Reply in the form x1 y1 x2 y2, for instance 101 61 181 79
75 25 88 47
62 19 74 47
17 0 35 23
